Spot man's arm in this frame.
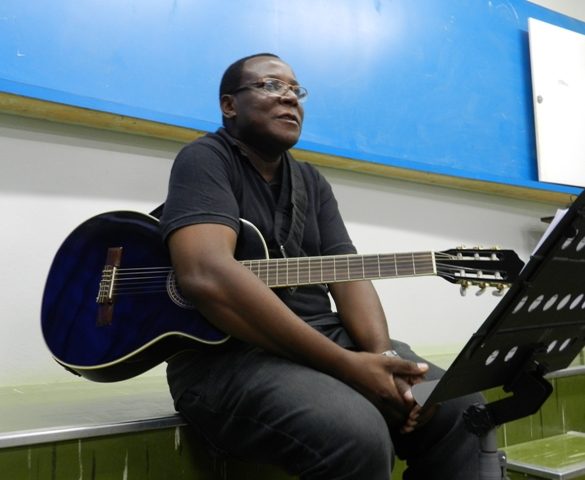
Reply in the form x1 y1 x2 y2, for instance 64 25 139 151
169 222 347 363
168 222 427 425
329 280 391 353
329 280 431 429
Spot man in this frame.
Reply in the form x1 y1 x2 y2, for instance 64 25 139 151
160 53 482 479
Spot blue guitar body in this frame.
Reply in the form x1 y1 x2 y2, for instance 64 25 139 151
41 211 523 382
41 211 229 382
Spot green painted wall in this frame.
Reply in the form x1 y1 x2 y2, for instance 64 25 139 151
0 428 296 480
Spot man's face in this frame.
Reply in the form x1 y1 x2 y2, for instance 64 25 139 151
224 56 304 155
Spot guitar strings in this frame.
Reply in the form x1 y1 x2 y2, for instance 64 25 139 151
103 253 435 295
435 263 504 282
102 252 500 296
103 268 171 296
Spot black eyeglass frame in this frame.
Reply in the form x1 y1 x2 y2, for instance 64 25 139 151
229 78 308 103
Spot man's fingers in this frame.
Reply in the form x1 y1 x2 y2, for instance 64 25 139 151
401 404 440 434
394 376 415 403
386 357 429 376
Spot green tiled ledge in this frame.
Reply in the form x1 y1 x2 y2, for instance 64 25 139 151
0 350 582 479
0 427 296 480
0 377 402 479
0 426 406 480
485 365 585 480
0 376 182 449
484 367 585 448
504 432 585 480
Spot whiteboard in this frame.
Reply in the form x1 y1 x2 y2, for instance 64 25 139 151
1 2 585 196
529 18 585 188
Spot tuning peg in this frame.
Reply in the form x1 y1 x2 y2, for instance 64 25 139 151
459 280 470 297
475 283 488 296
492 284 507 297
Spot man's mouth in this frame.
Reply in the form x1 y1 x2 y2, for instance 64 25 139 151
277 113 300 125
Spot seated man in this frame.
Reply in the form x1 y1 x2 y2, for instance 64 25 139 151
160 52 483 479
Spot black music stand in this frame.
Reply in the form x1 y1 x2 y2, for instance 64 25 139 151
412 188 585 480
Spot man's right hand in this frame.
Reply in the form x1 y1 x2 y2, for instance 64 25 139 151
340 351 430 428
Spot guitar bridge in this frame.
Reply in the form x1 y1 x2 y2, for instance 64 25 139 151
96 247 123 326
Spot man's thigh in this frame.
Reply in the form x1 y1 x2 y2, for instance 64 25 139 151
176 347 393 479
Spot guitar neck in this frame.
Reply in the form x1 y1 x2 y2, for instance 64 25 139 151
240 252 437 288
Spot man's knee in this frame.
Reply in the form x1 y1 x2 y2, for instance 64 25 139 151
302 393 393 480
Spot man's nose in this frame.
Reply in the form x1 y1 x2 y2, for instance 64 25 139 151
281 87 299 104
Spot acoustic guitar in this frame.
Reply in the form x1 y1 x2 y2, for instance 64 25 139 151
41 211 524 382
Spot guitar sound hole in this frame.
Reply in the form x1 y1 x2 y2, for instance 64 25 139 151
166 272 197 310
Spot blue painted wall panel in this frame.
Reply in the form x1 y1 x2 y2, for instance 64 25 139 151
0 0 583 193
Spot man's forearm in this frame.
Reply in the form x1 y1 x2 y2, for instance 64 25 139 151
330 280 392 353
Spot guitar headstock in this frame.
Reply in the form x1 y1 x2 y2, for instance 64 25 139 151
436 247 525 296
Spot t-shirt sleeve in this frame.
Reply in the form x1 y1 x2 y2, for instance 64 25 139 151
160 141 241 242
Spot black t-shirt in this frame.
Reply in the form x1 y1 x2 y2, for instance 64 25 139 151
160 129 358 398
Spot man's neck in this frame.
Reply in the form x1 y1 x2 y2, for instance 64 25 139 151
235 140 283 183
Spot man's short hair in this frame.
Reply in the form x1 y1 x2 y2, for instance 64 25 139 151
219 53 280 98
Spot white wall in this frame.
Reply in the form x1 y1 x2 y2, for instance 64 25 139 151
529 0 585 23
333 169 549 352
0 112 552 386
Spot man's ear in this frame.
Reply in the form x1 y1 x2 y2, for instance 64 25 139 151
220 94 237 119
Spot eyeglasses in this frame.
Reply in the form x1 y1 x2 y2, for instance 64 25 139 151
230 78 308 103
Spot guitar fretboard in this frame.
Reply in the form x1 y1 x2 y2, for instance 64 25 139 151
240 252 436 288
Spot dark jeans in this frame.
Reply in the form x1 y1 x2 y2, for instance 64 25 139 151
172 340 483 479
